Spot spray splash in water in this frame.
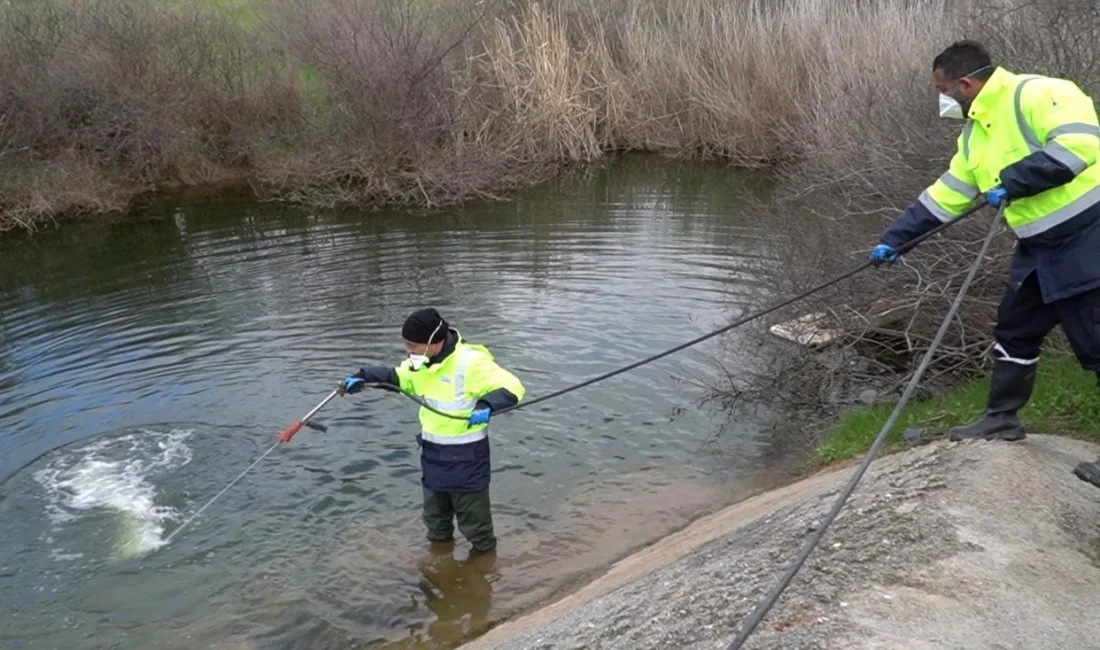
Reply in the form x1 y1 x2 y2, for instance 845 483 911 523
33 429 194 559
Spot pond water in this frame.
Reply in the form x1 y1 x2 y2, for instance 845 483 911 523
0 156 796 649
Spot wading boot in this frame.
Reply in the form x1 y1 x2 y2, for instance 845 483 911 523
1073 457 1100 490
948 360 1035 442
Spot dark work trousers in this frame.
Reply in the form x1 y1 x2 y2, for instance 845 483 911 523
994 272 1100 373
422 486 496 552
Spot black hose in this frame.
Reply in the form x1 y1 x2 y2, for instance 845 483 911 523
365 201 989 420
723 202 1003 650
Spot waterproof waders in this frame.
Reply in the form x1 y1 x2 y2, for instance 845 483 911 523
423 486 496 552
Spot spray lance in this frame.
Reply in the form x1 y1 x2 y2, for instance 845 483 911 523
164 382 459 544
278 389 338 441
162 390 337 544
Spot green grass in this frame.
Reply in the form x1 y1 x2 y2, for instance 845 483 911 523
816 349 1100 465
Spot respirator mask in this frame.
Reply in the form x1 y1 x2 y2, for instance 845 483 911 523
408 320 443 371
937 64 991 120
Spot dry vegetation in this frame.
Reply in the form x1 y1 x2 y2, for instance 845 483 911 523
3 0 1100 408
701 0 1100 422
0 0 1064 231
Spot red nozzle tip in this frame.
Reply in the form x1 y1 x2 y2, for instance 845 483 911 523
279 421 303 443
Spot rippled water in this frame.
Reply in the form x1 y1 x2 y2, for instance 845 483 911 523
0 156 793 649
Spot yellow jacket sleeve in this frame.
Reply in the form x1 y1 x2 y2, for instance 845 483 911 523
466 348 525 409
1027 77 1100 174
923 143 981 220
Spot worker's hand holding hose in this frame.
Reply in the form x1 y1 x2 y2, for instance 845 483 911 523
339 375 366 395
468 407 491 426
986 187 1009 207
869 243 899 266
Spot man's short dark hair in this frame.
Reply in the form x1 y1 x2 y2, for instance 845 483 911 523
933 40 994 80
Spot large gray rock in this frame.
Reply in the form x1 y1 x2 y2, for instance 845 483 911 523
465 435 1100 650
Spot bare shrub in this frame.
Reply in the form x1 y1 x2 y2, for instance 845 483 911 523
0 148 131 233
711 0 1100 433
259 0 512 208
0 0 298 230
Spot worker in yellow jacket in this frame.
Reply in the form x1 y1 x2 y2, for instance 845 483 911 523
869 40 1100 490
339 308 526 551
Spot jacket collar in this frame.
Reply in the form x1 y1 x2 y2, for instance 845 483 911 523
967 66 1017 120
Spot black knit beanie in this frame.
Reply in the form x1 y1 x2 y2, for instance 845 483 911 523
402 308 448 344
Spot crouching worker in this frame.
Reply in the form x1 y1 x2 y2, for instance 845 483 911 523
338 308 525 552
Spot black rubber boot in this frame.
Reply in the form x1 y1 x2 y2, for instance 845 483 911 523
948 360 1036 442
1073 457 1100 489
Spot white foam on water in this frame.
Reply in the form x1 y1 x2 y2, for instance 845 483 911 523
49 549 85 562
33 429 194 559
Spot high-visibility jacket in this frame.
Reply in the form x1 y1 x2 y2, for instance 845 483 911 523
394 330 525 444
357 329 525 492
883 66 1100 303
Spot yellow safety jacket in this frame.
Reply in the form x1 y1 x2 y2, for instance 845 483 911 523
395 329 525 446
884 66 1100 302
928 67 1100 236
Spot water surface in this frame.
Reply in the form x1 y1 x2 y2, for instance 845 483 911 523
0 156 792 649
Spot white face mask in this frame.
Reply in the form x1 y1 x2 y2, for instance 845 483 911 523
408 320 443 371
939 93 965 120
936 64 992 120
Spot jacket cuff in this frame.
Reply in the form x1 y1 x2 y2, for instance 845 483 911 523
476 388 520 412
1000 151 1077 199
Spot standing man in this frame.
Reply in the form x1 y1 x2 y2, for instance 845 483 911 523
339 308 526 550
868 40 1100 488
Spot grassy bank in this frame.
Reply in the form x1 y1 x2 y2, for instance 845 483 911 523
816 350 1100 465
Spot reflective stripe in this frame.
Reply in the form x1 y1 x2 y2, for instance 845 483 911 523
1042 140 1088 174
993 343 1039 366
421 346 482 437
940 171 980 199
1013 182 1100 237
962 121 975 161
421 429 488 445
1048 122 1100 139
918 189 954 222
425 396 478 412
454 347 472 402
1015 76 1042 153
421 347 478 414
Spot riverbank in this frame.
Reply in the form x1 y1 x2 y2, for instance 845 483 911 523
463 434 1100 649
817 349 1100 465
10 0 1099 416
4 0 1089 235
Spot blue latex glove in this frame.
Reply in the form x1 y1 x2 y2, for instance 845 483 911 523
340 376 366 395
468 408 491 426
986 187 1009 207
869 243 899 265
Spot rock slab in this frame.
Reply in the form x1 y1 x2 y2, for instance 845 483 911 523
465 435 1100 650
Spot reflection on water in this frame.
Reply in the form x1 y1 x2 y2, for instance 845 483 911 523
415 543 496 646
0 156 787 649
